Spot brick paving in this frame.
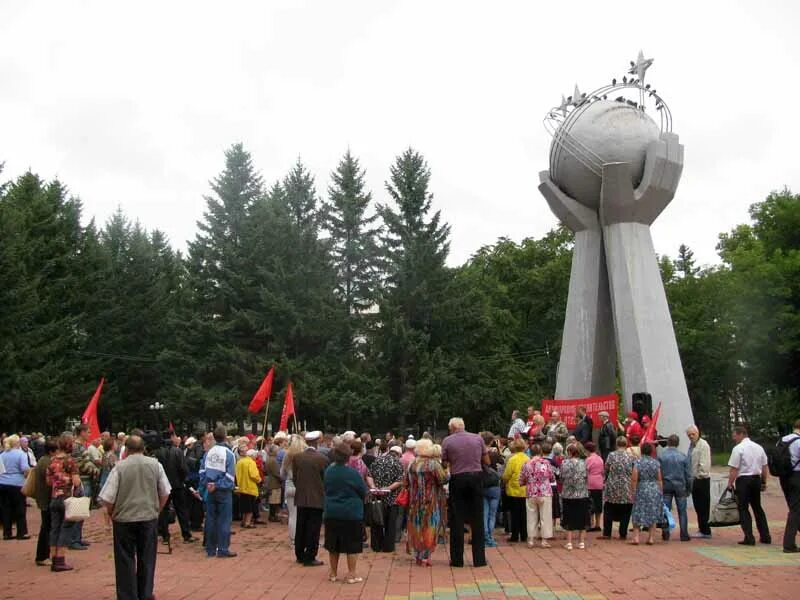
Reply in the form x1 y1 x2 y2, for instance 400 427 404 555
2 476 799 600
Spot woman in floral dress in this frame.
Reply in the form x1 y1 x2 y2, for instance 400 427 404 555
560 444 589 550
630 442 664 545
405 439 448 566
601 436 635 540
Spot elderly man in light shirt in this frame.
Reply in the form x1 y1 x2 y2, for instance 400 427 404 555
507 410 528 439
727 425 771 546
99 435 171 600
687 425 712 538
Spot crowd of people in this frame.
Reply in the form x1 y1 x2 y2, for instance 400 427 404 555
0 410 799 600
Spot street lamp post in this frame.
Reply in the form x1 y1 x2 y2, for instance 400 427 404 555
149 401 166 432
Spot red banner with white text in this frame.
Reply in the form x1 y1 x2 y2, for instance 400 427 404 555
541 394 618 430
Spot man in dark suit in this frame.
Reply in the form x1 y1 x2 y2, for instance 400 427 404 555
573 406 593 444
155 432 196 544
292 430 329 566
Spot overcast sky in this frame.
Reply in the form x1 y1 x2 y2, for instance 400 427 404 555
2 0 798 267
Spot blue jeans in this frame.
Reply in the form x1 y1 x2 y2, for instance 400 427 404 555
205 489 232 556
483 486 501 546
663 489 689 540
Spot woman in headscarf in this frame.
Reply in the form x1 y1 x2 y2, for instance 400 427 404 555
405 439 448 566
280 434 307 543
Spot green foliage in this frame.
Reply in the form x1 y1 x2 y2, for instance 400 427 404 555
1 150 798 443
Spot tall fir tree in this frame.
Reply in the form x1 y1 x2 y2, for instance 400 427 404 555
377 148 451 428
180 144 265 424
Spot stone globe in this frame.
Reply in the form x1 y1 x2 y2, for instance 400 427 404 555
549 100 659 209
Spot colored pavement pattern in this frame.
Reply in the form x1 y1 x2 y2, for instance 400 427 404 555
1 478 798 600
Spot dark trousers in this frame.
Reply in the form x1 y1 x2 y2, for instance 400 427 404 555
448 472 486 567
507 496 528 541
692 477 711 535
370 503 399 552
735 475 771 543
112 519 158 600
603 502 632 539
188 493 204 530
158 487 191 541
0 484 27 538
294 506 323 564
36 508 51 561
780 472 800 550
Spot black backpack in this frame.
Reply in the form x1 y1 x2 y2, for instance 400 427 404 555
767 434 800 477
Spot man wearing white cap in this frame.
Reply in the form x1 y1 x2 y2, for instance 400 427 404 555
292 431 329 566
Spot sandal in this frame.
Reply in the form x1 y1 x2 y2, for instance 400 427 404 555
564 542 573 551
541 541 551 548
629 540 640 545
577 542 585 549
646 539 655 545
328 574 337 583
345 576 363 584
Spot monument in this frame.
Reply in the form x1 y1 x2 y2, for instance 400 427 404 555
539 51 694 447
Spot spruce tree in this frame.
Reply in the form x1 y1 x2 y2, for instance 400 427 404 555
326 150 382 317
182 144 265 424
377 148 452 428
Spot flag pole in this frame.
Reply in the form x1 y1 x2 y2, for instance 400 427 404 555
262 396 271 438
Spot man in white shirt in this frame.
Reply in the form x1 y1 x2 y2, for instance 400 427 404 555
687 425 712 538
727 425 771 545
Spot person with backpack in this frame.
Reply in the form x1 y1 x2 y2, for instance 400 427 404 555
775 419 800 553
726 425 771 545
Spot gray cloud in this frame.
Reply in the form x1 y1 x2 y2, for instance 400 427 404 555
1 0 798 266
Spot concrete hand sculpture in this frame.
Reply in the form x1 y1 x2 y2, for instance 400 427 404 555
539 56 694 448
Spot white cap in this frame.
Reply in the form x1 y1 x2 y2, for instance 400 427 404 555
343 430 356 438
389 445 403 455
185 436 197 446
305 430 322 442
408 434 415 440
405 439 417 449
273 431 288 441
246 449 258 458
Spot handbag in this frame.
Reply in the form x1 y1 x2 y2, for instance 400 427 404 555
64 496 91 522
709 487 740 527
482 465 500 489
365 497 386 528
21 468 38 498
662 502 676 530
395 488 409 508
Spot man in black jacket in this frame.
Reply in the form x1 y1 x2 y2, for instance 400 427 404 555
184 435 205 531
156 433 196 544
573 406 593 444
598 411 617 462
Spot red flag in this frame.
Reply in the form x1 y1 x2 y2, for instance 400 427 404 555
81 378 104 442
168 421 175 433
642 401 661 444
279 382 295 432
248 367 274 414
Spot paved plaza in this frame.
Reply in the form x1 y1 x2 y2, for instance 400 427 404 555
2 477 798 600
